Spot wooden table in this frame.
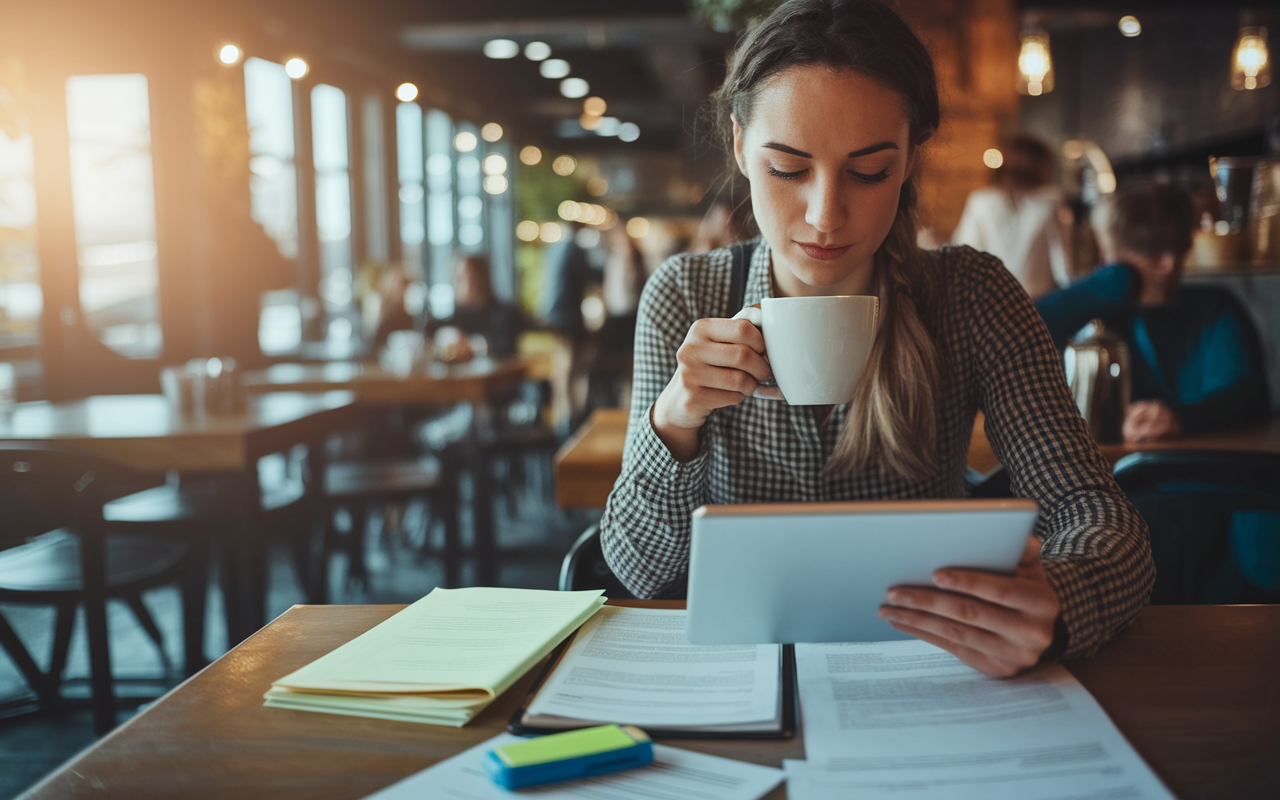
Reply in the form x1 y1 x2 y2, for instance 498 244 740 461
554 407 629 509
244 357 529 586
19 601 1279 800
967 412 1280 475
244 358 526 405
0 392 360 642
556 409 1280 509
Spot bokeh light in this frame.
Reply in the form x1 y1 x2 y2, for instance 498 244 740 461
516 220 540 241
525 42 552 61
552 155 577 176
626 217 650 238
396 82 418 102
481 122 503 142
520 146 543 166
218 44 242 65
285 58 309 79
982 148 1004 169
540 222 564 243
454 131 478 152
484 39 519 59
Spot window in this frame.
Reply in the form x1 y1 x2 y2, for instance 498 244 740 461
362 95 389 264
396 101 425 276
312 83 353 317
425 109 454 290
244 58 297 259
0 103 40 350
455 121 484 254
66 73 162 358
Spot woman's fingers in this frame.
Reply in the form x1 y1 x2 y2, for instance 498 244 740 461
689 317 766 353
688 341 773 383
885 620 1023 678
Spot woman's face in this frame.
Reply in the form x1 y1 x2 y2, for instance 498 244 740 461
734 65 914 298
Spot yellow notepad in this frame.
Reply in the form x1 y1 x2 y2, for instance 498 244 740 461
264 587 607 726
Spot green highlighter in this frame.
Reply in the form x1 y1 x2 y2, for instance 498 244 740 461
485 725 654 789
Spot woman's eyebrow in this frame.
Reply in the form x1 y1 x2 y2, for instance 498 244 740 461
761 141 899 159
848 142 898 158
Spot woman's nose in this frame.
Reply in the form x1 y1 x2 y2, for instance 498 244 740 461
804 173 847 233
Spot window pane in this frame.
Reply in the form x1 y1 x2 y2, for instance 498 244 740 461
425 109 454 284
244 58 297 258
0 122 42 349
66 73 162 358
312 84 352 310
362 95 388 263
396 101 425 275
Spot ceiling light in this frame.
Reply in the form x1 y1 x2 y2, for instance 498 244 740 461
481 122 503 142
516 220 540 241
540 222 563 243
483 153 507 175
540 59 570 79
520 146 542 166
983 148 1004 169
551 155 576 176
583 96 607 116
285 58 309 79
618 122 640 142
1017 31 1053 95
525 41 551 61
454 131 478 152
558 200 582 221
560 78 589 99
483 175 508 194
484 39 519 59
1232 27 1271 91
1118 16 1141 37
218 44 242 65
396 82 418 102
596 116 621 136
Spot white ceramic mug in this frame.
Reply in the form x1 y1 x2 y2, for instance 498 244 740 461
734 295 879 405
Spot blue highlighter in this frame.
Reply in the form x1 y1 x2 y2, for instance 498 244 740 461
485 725 654 789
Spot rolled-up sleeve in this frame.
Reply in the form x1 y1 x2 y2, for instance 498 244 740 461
966 250 1155 659
600 257 713 598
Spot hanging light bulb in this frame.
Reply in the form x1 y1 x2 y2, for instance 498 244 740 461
1017 30 1054 96
1231 27 1271 91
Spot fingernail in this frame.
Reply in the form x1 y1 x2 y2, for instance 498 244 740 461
933 572 954 588
885 590 902 604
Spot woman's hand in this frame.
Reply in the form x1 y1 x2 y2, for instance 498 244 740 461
652 317 774 461
879 536 1060 678
1123 400 1181 443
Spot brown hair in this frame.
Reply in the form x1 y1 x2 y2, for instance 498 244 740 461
711 0 943 480
1093 183 1195 258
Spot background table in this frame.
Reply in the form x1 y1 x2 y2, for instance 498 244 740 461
244 358 526 405
20 601 1279 800
556 409 1280 509
0 392 359 641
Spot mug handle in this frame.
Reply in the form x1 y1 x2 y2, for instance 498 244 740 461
731 306 784 401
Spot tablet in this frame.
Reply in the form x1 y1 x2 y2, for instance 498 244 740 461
686 499 1040 645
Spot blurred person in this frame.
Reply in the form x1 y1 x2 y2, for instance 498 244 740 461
952 135 1073 298
540 225 601 431
430 254 526 361
362 262 417 350
689 199 758 253
1036 183 1269 442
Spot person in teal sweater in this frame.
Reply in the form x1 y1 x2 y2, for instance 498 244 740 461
1035 183 1269 442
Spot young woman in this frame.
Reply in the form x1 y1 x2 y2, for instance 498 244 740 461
599 0 1153 677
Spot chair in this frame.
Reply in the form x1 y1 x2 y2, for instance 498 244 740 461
1113 450 1280 604
0 443 199 734
558 524 634 599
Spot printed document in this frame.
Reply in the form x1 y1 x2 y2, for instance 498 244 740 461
525 606 781 727
361 732 784 800
265 587 606 725
790 640 1173 799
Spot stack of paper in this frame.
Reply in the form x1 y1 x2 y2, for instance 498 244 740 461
264 587 607 726
522 606 785 734
360 732 785 800
788 640 1174 799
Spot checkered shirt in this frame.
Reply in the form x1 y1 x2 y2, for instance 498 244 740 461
600 240 1154 660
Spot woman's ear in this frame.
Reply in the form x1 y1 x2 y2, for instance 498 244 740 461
732 115 749 178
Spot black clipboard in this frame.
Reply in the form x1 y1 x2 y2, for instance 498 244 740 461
507 638 797 740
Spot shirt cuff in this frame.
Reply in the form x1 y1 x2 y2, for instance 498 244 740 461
626 403 711 498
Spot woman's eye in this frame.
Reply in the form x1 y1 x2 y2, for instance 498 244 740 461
849 169 891 184
766 164 807 180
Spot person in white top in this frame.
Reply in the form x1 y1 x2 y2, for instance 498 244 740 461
952 135 1073 298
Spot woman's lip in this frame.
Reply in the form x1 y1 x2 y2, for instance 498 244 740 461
796 242 851 261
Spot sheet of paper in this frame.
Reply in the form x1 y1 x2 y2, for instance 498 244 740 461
525 606 781 727
793 640 1174 799
274 588 606 696
362 732 784 800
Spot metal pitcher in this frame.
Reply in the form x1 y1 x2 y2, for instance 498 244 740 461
1063 320 1130 443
